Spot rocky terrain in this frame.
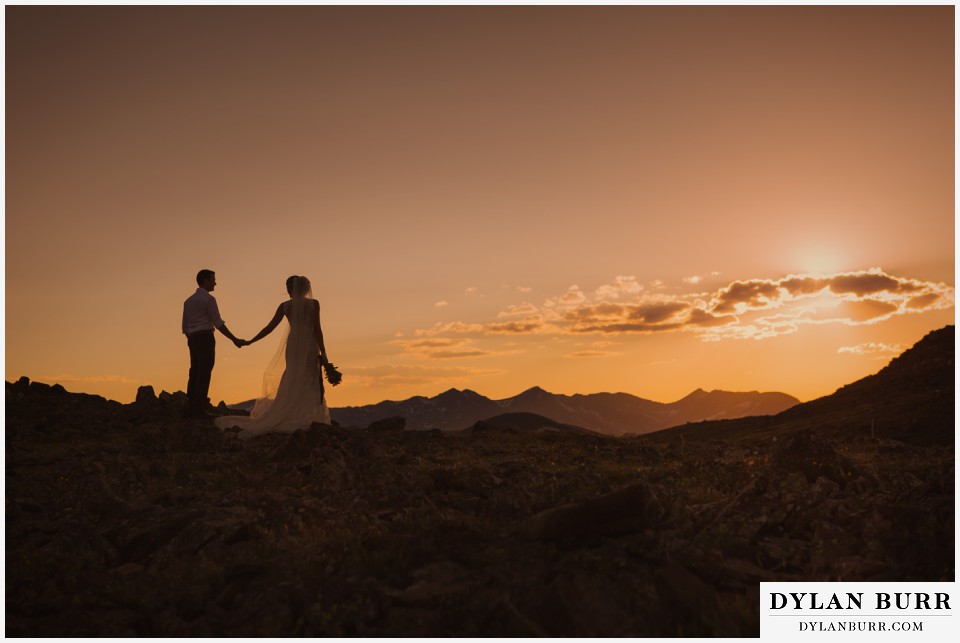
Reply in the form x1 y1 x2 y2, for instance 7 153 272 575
5 327 954 636
326 386 800 435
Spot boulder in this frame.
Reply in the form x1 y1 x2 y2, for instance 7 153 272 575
6 377 30 401
520 482 669 541
28 381 54 395
158 390 190 411
654 563 740 636
367 416 405 431
135 386 157 403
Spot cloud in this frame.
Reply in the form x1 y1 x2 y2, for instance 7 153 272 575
563 350 622 358
595 275 643 300
709 267 950 319
434 300 449 308
712 280 783 314
683 275 703 285
838 342 905 356
485 316 545 334
410 269 953 348
562 299 735 334
701 269 952 340
828 273 918 296
403 339 466 349
415 321 486 337
906 293 944 310
558 285 586 306
687 308 735 328
394 337 494 360
831 299 900 323
429 350 494 359
628 302 690 324
498 303 538 318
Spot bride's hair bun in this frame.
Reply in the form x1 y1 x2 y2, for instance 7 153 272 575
285 275 311 297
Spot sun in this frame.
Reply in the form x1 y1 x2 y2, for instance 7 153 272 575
795 245 846 275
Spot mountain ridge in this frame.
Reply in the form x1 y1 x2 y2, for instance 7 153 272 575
328 386 800 436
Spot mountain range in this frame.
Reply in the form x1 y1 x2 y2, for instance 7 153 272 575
328 386 800 436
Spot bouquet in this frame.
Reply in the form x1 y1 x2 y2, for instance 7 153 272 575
323 360 343 387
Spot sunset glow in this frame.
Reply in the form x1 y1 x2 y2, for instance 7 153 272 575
5 6 954 408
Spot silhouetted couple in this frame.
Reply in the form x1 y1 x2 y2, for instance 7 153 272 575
182 269 333 438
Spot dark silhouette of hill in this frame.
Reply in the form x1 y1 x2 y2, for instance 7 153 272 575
329 386 799 435
652 325 955 446
465 412 599 436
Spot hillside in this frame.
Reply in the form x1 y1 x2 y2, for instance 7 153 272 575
465 412 598 436
329 386 799 436
652 325 955 446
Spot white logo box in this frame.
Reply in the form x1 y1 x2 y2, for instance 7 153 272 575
761 582 956 642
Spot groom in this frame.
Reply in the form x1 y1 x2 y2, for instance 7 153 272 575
182 269 245 419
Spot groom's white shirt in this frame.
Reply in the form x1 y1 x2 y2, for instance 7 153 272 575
182 288 225 335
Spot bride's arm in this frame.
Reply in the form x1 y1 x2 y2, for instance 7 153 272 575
314 300 328 364
247 304 285 345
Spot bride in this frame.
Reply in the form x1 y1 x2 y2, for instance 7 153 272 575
215 275 333 438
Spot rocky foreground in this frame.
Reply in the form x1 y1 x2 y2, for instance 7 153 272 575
5 378 954 637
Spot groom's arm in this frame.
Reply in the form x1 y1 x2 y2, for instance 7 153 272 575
216 323 245 348
207 296 244 347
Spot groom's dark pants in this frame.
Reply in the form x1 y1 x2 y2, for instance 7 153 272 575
187 330 215 415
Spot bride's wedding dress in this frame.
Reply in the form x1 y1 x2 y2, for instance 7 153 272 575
215 296 330 439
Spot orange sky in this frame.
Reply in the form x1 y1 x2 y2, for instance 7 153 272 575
5 6 955 406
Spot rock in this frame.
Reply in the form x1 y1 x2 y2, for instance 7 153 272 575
520 483 669 541
718 558 783 585
111 563 145 575
368 416 405 431
224 562 268 584
757 537 810 570
387 561 482 607
158 390 189 409
28 381 53 395
654 563 740 636
157 391 189 404
135 386 157 403
222 522 257 545
6 377 33 402
771 431 859 488
176 589 209 622
118 510 205 563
